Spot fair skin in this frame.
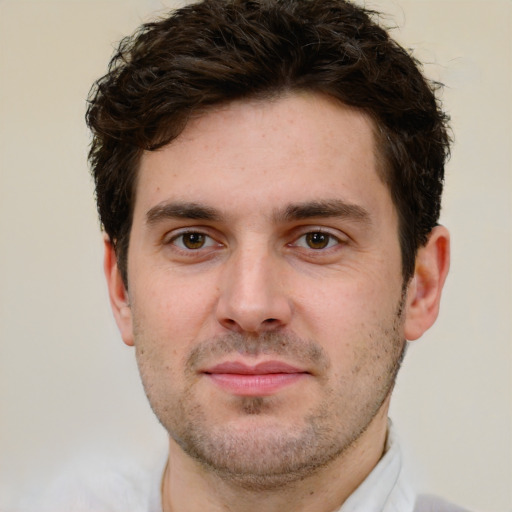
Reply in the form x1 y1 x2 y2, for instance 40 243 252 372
105 92 449 512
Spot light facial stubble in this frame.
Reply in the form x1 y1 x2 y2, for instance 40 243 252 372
134 293 407 490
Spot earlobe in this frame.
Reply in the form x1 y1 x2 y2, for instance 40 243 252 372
404 226 450 341
103 235 135 346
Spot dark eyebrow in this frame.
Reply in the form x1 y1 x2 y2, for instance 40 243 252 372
276 200 371 224
146 201 221 225
146 199 370 226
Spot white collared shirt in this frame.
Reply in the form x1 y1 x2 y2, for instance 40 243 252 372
338 425 416 512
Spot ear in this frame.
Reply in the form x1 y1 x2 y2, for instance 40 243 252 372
404 225 450 341
103 235 134 346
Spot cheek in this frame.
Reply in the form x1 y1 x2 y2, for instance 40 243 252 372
299 272 397 325
296 274 403 358
130 269 220 345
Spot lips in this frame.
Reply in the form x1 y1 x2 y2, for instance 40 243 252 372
203 361 308 396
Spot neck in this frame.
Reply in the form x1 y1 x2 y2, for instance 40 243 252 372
161 406 389 512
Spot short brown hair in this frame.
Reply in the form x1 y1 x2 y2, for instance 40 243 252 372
86 0 451 285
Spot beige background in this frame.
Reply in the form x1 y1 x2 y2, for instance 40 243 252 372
0 0 510 510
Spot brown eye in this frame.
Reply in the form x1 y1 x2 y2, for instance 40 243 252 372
182 233 205 249
172 232 216 250
305 232 331 249
180 233 205 249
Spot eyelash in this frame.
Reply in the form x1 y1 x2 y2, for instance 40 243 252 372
290 230 342 251
167 230 219 251
165 228 344 254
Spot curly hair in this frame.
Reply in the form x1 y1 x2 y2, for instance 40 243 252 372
86 0 451 285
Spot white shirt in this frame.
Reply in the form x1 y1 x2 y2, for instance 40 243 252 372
338 425 416 512
27 425 415 512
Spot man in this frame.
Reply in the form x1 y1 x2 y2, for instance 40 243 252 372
64 0 461 510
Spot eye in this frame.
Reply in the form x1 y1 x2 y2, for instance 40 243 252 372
170 231 218 250
293 231 340 250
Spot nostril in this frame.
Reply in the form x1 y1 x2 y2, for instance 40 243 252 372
264 318 277 323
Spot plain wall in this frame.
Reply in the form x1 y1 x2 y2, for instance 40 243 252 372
0 0 510 510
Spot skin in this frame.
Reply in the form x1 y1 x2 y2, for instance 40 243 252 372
105 92 450 512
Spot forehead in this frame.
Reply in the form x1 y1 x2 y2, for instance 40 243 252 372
134 92 392 223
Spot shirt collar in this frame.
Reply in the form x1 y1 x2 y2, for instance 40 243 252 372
337 423 416 512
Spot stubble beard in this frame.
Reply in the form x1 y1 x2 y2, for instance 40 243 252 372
135 296 407 491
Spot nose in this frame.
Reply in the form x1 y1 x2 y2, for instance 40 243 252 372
215 244 293 334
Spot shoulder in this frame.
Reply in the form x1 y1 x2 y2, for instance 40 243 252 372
22 458 161 512
414 494 473 512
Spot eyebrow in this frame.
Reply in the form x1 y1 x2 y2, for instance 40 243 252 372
146 201 221 225
275 199 371 224
145 199 371 226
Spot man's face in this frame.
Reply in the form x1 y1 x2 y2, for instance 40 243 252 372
112 92 410 487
